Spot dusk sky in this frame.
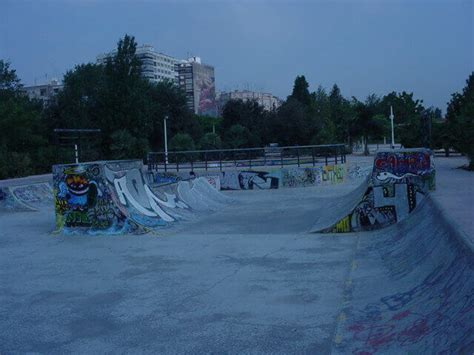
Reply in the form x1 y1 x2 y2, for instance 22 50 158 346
1 0 472 112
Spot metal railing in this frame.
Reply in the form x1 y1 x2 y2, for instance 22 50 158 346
147 144 347 172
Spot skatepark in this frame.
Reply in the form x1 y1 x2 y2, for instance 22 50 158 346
0 151 473 353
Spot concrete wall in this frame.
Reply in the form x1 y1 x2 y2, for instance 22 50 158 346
52 162 142 234
323 149 436 233
53 160 230 234
150 164 348 190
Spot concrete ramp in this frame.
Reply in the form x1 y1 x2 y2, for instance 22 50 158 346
314 149 436 233
0 182 53 212
53 160 230 234
332 195 474 353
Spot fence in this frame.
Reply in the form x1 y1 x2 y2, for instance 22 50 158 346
147 144 347 172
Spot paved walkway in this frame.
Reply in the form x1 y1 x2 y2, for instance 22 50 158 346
430 156 474 244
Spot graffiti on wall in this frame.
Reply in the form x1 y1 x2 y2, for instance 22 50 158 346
53 162 195 233
219 170 280 190
323 165 345 184
152 164 346 191
53 164 130 232
282 167 320 187
324 149 435 233
373 150 435 192
105 167 188 225
336 233 473 353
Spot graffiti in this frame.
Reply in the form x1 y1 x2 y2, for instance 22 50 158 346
374 151 431 175
238 171 279 190
323 149 435 233
203 175 220 190
333 215 351 232
282 167 319 187
53 163 138 233
337 231 474 354
105 167 188 224
323 165 345 184
219 170 279 190
154 173 180 185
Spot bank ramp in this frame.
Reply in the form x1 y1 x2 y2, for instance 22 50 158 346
52 160 230 234
313 149 436 233
331 194 473 353
0 182 53 212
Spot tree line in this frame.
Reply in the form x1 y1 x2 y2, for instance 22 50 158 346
0 34 473 179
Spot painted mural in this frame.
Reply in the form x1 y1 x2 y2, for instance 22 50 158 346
53 163 139 233
153 164 347 191
322 149 435 233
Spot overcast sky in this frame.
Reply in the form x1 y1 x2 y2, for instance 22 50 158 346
1 0 472 112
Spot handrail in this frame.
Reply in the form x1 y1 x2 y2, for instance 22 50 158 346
147 144 347 172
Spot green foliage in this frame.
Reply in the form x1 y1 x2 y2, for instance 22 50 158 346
224 124 249 149
0 60 49 178
221 99 265 147
447 72 474 169
47 34 196 160
110 129 149 160
350 95 389 155
199 132 222 150
379 91 425 148
0 61 22 91
197 115 222 134
289 75 312 106
169 133 195 152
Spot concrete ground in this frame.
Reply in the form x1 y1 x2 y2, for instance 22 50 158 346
0 156 472 353
430 156 474 244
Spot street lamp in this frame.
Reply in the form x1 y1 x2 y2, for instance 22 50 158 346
389 105 395 149
164 115 169 164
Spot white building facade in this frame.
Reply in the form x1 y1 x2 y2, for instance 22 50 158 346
23 79 63 106
217 90 282 114
97 44 178 84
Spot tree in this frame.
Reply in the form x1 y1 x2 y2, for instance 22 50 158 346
448 72 474 169
0 60 22 91
199 132 222 150
224 124 249 148
380 91 425 148
274 98 309 145
289 75 312 106
0 60 48 179
169 133 195 152
351 95 388 155
46 34 197 161
221 99 265 147
110 129 149 160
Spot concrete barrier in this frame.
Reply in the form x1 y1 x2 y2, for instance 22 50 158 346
314 148 436 233
52 160 231 234
150 163 352 190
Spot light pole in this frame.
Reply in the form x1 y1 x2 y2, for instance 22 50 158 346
164 115 169 164
389 105 395 149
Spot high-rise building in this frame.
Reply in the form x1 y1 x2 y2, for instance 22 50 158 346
175 57 217 116
23 79 63 106
216 90 282 114
97 44 178 84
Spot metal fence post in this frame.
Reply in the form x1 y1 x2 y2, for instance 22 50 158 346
219 151 222 171
205 152 208 171
297 148 300 167
312 148 315 166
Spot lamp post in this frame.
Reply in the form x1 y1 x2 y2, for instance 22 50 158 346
389 105 395 149
164 115 169 164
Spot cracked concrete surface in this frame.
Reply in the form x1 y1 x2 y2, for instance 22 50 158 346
0 181 359 353
1 156 472 353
